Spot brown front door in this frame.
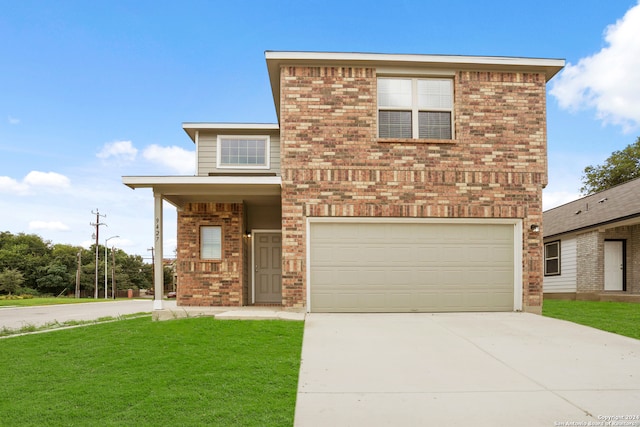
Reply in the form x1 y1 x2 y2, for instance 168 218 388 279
254 232 282 303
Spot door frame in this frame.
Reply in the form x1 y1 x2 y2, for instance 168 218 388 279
604 239 626 291
306 217 523 313
251 229 283 304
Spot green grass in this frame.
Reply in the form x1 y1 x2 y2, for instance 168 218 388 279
543 299 640 340
0 297 144 307
0 317 304 426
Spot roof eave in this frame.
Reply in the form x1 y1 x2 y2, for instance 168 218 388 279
265 50 565 121
181 123 280 142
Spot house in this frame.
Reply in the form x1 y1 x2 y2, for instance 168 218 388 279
123 51 565 314
543 177 640 300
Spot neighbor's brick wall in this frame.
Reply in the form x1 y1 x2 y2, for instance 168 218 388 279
604 225 639 293
630 225 640 293
576 230 603 292
279 65 548 312
576 226 640 293
176 202 244 306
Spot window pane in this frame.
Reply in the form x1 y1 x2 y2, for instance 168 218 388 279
417 79 453 109
379 110 411 138
201 226 221 259
219 138 267 166
378 78 412 107
545 242 558 258
418 111 451 139
545 259 559 275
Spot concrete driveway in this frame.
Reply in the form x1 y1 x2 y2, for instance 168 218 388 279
294 313 640 427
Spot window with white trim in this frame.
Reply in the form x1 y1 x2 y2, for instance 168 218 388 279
544 241 560 276
378 77 453 140
201 226 222 259
217 136 269 169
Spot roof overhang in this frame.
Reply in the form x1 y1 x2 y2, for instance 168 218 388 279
122 175 281 208
182 123 280 143
265 50 565 120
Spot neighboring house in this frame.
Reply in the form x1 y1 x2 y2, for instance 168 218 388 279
543 177 640 299
124 51 564 314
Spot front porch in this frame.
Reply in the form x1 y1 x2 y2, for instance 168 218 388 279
122 175 282 310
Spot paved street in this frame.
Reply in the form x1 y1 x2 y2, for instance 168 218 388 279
0 300 155 331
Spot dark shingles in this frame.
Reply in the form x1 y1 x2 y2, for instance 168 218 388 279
543 177 640 237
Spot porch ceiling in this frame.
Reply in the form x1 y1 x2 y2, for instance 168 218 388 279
122 175 281 208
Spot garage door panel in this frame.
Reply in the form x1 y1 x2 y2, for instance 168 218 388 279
309 221 515 313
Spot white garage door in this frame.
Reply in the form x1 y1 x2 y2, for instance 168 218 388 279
309 221 516 312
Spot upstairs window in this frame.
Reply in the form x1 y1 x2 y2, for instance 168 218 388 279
378 77 453 140
217 136 270 169
544 241 560 276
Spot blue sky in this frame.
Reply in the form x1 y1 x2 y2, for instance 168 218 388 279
1 0 639 258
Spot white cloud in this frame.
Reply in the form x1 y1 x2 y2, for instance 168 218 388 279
29 221 70 231
550 2 640 131
0 171 70 195
8 116 20 125
0 176 30 194
24 171 70 188
142 145 195 174
97 140 138 162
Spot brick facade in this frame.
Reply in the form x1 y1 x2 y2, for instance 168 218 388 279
280 66 548 313
176 202 244 306
576 230 603 292
575 225 640 293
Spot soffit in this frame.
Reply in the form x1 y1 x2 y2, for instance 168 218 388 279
182 123 280 143
122 176 281 209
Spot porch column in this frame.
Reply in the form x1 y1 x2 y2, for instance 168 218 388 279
153 191 164 310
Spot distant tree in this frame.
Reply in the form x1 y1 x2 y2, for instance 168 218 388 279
581 137 640 195
0 268 25 295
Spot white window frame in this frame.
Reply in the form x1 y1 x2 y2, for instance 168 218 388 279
544 241 561 276
200 226 222 260
377 77 454 140
216 135 270 169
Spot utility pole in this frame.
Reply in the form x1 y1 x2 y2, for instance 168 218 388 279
90 209 107 299
111 246 117 299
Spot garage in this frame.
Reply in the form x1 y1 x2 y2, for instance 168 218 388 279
308 219 520 313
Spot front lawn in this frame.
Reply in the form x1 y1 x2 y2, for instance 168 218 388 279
543 299 640 340
0 317 304 426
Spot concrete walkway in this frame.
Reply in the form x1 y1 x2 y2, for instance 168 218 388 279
294 313 640 427
0 299 154 330
0 300 305 333
153 300 305 321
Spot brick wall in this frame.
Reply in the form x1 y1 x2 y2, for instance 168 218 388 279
604 225 639 293
279 65 548 312
630 225 640 293
176 202 244 306
576 230 603 292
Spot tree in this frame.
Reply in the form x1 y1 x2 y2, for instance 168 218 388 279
0 268 25 295
581 137 640 195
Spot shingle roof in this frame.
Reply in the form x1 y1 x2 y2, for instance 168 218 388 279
543 177 640 238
